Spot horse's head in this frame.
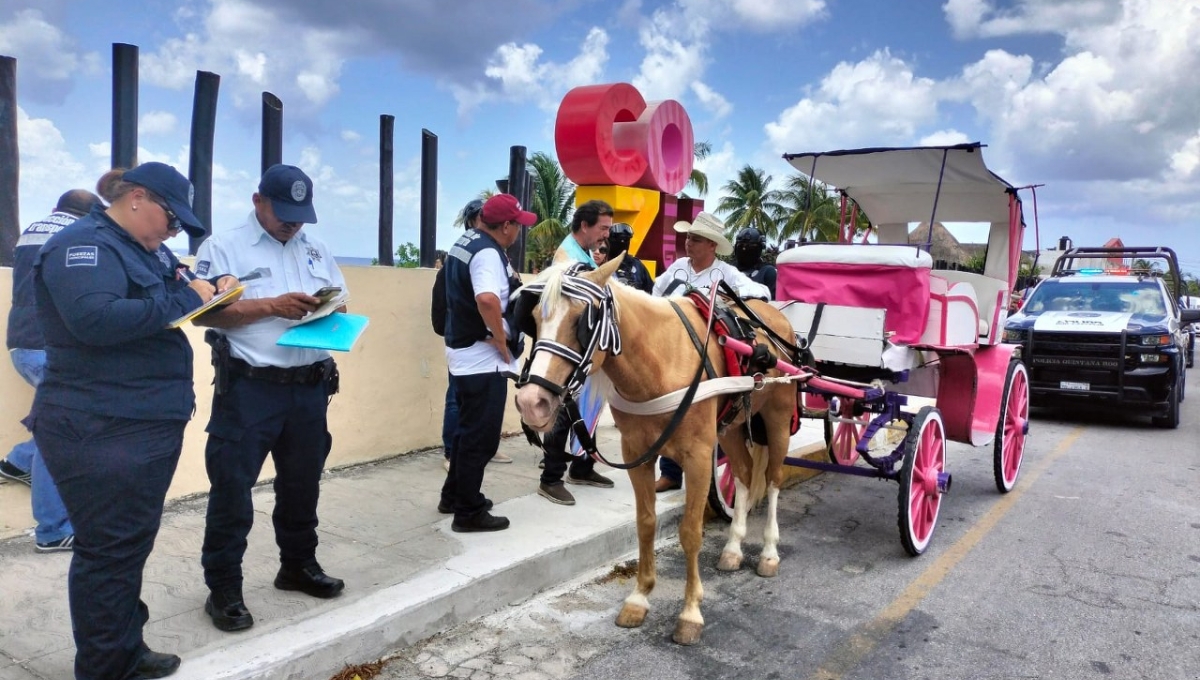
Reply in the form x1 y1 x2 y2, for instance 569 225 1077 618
513 254 625 431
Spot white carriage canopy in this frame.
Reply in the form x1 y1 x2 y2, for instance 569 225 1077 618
782 143 1025 284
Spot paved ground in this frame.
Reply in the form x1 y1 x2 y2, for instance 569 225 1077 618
0 415 824 680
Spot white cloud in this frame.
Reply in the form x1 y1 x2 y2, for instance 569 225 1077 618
678 0 826 32
632 10 708 101
691 81 732 119
919 129 972 146
341 130 362 143
15 106 93 221
0 9 98 102
764 50 940 153
140 111 178 136
943 0 1118 39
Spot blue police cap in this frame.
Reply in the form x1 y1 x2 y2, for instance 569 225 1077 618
123 162 205 238
258 164 318 224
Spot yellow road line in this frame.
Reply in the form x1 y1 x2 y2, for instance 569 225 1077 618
807 426 1085 680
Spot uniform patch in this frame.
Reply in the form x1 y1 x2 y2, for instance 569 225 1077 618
65 246 98 267
195 260 211 277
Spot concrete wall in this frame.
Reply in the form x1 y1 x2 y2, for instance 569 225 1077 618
0 265 527 539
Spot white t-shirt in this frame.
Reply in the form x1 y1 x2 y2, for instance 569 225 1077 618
652 257 771 300
445 247 520 376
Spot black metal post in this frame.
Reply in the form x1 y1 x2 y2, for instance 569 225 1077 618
506 146 528 272
187 71 219 253
0 56 18 266
111 43 138 169
378 115 394 266
261 92 283 174
419 129 438 268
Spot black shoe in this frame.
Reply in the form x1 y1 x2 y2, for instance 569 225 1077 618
438 498 493 514
0 459 31 486
566 470 615 488
204 589 254 632
451 511 510 533
130 649 181 679
274 564 345 599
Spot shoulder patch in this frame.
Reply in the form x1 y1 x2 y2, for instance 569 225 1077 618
195 260 211 277
65 245 98 268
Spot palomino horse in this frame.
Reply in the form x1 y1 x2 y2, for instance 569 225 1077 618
512 256 798 645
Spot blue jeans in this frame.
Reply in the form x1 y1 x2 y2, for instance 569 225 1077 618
7 349 73 543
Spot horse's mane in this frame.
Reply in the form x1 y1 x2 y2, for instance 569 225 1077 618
531 263 573 322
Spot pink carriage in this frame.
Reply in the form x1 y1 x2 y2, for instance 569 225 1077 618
709 143 1031 556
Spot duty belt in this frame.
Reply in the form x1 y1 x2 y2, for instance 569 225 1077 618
229 357 330 386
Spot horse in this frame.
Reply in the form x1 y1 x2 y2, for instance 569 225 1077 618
512 255 799 645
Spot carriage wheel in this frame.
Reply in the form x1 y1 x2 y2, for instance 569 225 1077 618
706 444 735 523
993 359 1029 493
823 397 863 466
897 406 947 557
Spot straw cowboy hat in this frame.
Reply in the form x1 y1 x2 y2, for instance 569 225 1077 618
674 212 733 256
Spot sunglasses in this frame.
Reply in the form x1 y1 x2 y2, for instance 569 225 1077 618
597 247 608 254
151 197 182 235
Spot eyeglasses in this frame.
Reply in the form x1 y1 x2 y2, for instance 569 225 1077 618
151 198 182 235
597 247 608 254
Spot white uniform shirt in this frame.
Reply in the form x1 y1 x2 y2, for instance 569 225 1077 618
195 211 347 368
445 247 520 376
652 257 771 300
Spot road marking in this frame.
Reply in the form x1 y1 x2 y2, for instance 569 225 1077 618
807 426 1085 680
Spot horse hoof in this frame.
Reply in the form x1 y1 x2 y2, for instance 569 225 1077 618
672 619 704 645
717 551 743 572
616 604 648 628
756 558 780 578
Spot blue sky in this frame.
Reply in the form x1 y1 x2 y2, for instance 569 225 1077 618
4 0 1200 275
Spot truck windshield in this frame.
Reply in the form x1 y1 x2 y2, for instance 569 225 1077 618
1024 281 1166 315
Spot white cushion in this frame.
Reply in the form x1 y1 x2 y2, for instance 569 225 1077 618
777 244 932 269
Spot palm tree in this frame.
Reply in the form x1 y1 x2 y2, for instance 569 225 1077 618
683 141 711 197
775 175 837 242
713 165 784 240
525 152 576 271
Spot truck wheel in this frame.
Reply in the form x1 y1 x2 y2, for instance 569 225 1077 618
1151 382 1181 429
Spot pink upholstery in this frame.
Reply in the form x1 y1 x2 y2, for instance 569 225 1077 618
777 262 931 344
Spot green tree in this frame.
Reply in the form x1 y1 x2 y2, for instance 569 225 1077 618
394 242 420 268
525 151 576 271
774 174 848 243
713 165 784 241
683 141 711 197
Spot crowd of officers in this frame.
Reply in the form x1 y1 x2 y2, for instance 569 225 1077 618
3 163 780 679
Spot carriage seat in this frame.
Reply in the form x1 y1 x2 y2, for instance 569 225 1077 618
923 275 983 347
776 244 933 344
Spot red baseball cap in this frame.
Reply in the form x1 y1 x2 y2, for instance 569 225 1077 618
481 193 537 226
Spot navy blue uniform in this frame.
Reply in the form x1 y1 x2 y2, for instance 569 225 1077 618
30 207 202 680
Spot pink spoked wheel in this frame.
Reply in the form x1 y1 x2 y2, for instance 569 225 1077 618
707 444 735 523
823 397 864 466
898 406 948 557
994 359 1029 493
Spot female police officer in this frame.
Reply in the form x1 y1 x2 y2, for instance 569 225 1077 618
30 162 233 680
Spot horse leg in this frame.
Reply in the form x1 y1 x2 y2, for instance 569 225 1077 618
616 457 657 629
717 435 752 572
756 404 791 578
672 448 710 646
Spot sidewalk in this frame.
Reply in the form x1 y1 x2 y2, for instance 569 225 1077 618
0 416 825 680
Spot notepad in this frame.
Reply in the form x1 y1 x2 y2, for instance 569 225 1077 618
276 312 369 352
167 285 245 329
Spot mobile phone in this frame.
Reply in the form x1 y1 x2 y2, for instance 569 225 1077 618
313 286 342 302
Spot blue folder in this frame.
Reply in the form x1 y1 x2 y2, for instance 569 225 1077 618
276 312 369 352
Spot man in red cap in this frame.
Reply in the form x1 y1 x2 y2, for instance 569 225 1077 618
438 193 534 531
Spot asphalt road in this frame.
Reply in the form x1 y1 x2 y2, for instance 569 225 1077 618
369 369 1200 680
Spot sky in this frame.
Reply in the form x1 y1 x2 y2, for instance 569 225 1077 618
3 0 1200 276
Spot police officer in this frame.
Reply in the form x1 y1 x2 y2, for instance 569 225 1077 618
2 190 100 553
440 193 532 532
194 164 347 632
32 163 225 680
605 222 653 293
734 227 777 299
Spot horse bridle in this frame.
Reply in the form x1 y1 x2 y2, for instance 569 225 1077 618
515 266 622 400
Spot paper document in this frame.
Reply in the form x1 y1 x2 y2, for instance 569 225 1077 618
167 285 245 329
295 291 351 326
276 312 369 352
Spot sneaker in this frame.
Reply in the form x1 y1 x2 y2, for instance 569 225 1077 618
442 457 450 472
451 511 510 533
566 470 615 488
36 535 74 553
490 451 513 464
537 482 576 505
0 459 31 486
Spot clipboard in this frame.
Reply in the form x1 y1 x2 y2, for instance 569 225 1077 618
167 285 245 329
276 312 369 352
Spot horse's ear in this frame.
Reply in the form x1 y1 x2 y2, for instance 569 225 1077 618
587 252 624 286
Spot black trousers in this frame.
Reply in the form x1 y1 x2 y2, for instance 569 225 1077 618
33 403 184 680
440 371 507 520
201 374 331 591
539 407 596 485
